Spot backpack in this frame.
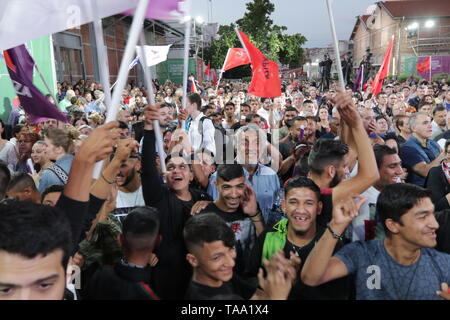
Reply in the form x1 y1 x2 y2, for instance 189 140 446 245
198 116 228 162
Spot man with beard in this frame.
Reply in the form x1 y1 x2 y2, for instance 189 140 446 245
246 177 351 299
113 150 145 223
308 91 379 228
140 105 212 300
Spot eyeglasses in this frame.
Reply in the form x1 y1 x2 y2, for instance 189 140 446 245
18 140 32 144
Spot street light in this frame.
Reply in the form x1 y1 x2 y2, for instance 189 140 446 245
407 22 419 30
195 16 205 25
425 20 435 28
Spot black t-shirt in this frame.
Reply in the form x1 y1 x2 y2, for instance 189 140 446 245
200 203 257 277
246 225 352 300
185 274 256 300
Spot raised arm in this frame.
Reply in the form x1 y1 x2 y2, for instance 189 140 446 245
301 196 366 286
141 105 165 206
58 122 120 251
331 92 380 202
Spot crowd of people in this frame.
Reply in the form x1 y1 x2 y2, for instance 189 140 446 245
1 73 450 300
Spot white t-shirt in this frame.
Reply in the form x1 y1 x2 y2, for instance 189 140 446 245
350 186 381 242
114 186 146 223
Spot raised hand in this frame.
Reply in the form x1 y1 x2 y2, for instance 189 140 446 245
113 138 139 163
241 184 258 217
76 121 120 164
190 200 211 216
331 195 367 233
332 90 363 129
436 282 450 300
143 105 160 130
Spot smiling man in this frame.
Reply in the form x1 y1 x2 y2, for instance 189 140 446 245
0 201 72 300
302 183 450 300
350 145 404 242
200 164 263 277
246 177 350 300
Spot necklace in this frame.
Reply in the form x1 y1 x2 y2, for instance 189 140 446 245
290 242 303 257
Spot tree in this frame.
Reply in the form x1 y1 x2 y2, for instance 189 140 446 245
203 0 307 79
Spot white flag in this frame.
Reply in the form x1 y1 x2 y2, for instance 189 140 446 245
0 0 141 51
136 45 172 67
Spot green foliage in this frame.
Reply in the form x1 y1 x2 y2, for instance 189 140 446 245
432 73 449 82
202 0 307 78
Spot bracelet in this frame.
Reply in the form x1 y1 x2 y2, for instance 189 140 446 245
327 223 343 241
249 212 261 219
101 171 115 185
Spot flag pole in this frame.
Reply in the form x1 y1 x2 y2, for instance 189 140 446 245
215 48 230 94
429 55 432 83
325 0 345 91
91 0 112 110
181 0 191 131
93 0 150 179
33 63 54 97
137 31 166 173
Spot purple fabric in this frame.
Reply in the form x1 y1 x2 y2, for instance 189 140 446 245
417 55 450 80
353 66 363 92
123 0 184 20
4 45 67 124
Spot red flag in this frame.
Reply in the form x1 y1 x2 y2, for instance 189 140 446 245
236 30 281 98
372 37 394 96
213 70 217 87
204 62 211 76
223 48 251 71
416 57 431 73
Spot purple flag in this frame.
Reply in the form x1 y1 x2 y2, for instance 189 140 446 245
123 0 185 20
3 45 67 124
353 65 363 92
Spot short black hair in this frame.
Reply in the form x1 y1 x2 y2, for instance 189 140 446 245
308 139 349 175
432 104 446 116
373 145 397 168
201 104 214 114
287 116 307 128
41 185 65 203
377 183 432 236
7 172 37 193
122 206 160 251
0 201 72 269
183 213 235 252
187 92 202 110
118 120 128 130
284 106 299 114
216 164 244 182
245 113 261 123
284 177 321 201
0 161 11 201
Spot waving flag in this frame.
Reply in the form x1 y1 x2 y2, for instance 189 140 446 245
353 65 364 92
236 30 281 98
124 0 185 20
136 44 171 67
372 36 394 96
416 57 431 73
4 45 67 123
204 62 211 76
223 48 251 71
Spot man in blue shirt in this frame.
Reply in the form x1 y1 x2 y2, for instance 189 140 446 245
207 124 281 225
399 112 444 187
301 183 450 300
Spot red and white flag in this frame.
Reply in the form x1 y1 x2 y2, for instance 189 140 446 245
236 30 281 98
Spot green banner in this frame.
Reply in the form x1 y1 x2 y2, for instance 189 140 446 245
0 35 56 122
156 58 196 85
